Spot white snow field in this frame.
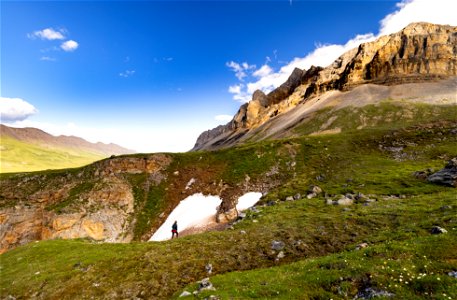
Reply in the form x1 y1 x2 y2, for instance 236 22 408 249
236 192 262 211
149 192 262 241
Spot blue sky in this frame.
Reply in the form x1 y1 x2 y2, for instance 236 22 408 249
1 0 455 152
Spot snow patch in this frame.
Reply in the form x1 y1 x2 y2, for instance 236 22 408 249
149 192 262 242
236 192 263 211
149 193 221 241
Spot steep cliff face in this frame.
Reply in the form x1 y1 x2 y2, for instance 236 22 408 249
0 155 172 253
193 22 457 150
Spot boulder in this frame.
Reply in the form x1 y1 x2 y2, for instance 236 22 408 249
336 197 354 206
271 240 285 251
276 251 285 259
430 226 448 234
198 278 215 292
308 185 323 195
355 242 369 250
427 158 457 187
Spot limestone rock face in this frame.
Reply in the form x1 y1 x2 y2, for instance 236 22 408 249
0 153 172 253
193 22 457 151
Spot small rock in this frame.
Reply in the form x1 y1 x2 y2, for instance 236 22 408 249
271 240 285 251
326 199 334 205
448 271 457 278
277 251 285 259
173 171 180 176
355 193 368 201
267 201 276 206
179 291 192 297
307 192 318 199
240 230 246 234
431 226 448 234
293 193 301 200
249 206 260 213
237 212 246 220
285 196 294 201
308 185 323 194
252 219 258 223
355 242 369 250
355 287 394 299
198 278 215 292
316 175 325 182
205 264 213 274
440 205 452 211
336 197 353 206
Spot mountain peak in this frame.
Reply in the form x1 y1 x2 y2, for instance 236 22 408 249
193 22 457 151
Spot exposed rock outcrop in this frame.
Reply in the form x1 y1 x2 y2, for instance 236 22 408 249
193 22 457 151
427 158 457 187
0 154 172 253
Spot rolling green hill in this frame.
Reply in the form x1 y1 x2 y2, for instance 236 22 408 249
0 125 133 173
0 135 107 173
1 113 456 299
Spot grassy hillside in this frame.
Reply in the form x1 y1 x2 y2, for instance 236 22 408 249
0 136 106 173
1 111 456 299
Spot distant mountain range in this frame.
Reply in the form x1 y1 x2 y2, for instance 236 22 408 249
0 124 134 173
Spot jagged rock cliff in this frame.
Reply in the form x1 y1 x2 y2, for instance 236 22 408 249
193 22 457 150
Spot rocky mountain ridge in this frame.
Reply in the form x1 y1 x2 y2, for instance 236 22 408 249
193 22 457 150
0 124 134 156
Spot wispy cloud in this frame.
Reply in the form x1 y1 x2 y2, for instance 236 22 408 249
60 40 79 52
226 0 457 103
0 97 38 122
119 70 135 78
28 28 65 40
226 61 256 81
40 56 56 62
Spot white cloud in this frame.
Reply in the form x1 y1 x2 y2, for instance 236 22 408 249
228 84 251 103
119 70 135 78
214 114 233 122
0 97 38 122
252 64 273 78
40 56 56 62
60 40 79 52
226 0 457 103
228 84 243 94
226 61 256 81
379 0 457 36
28 28 65 40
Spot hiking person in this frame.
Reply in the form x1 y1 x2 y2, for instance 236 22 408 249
171 221 178 239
